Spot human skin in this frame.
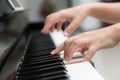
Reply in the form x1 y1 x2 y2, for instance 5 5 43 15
41 2 120 61
51 23 120 61
41 2 120 36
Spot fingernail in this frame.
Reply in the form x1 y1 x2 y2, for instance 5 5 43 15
64 32 68 36
51 50 56 55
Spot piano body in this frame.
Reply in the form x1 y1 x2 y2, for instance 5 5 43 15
0 0 104 80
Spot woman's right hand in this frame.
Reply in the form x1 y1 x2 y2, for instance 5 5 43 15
41 4 92 36
51 23 120 61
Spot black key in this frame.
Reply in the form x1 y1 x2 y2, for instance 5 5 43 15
25 49 52 55
17 71 68 80
27 45 55 52
23 56 61 63
18 65 66 75
21 58 63 67
26 47 55 53
20 62 64 72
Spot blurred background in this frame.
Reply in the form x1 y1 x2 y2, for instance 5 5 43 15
1 0 120 80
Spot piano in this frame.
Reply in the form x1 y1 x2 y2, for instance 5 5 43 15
0 0 104 80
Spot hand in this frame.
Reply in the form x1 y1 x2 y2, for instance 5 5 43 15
41 2 120 36
41 4 91 36
51 26 120 61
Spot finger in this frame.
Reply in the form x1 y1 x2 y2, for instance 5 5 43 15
64 36 81 61
51 43 64 55
41 9 74 34
64 42 78 61
64 39 73 52
41 18 55 34
41 14 66 34
83 45 98 62
64 18 81 37
76 47 88 53
56 21 63 31
63 40 72 61
50 25 55 32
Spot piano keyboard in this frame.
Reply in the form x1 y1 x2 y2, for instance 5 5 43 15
15 31 69 80
14 30 104 80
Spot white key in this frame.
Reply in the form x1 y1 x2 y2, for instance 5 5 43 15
66 62 104 80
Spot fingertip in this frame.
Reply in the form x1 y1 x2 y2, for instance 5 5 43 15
41 23 52 34
41 28 49 34
50 50 56 55
41 31 48 34
40 29 44 33
64 32 69 37
50 47 62 55
68 57 72 61
57 28 60 32
64 54 72 61
64 56 69 61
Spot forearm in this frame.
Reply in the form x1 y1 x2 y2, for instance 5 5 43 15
87 2 120 23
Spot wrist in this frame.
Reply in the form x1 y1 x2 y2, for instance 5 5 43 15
75 3 96 16
85 2 106 17
112 23 120 42
81 3 95 16
105 23 120 45
78 2 101 17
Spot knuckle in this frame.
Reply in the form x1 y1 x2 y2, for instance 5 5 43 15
89 46 96 54
46 15 55 22
72 40 79 45
46 15 52 20
58 9 67 16
81 32 88 37
92 42 101 51
59 10 66 14
47 17 54 22
88 50 95 55
64 39 70 44
88 48 96 57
